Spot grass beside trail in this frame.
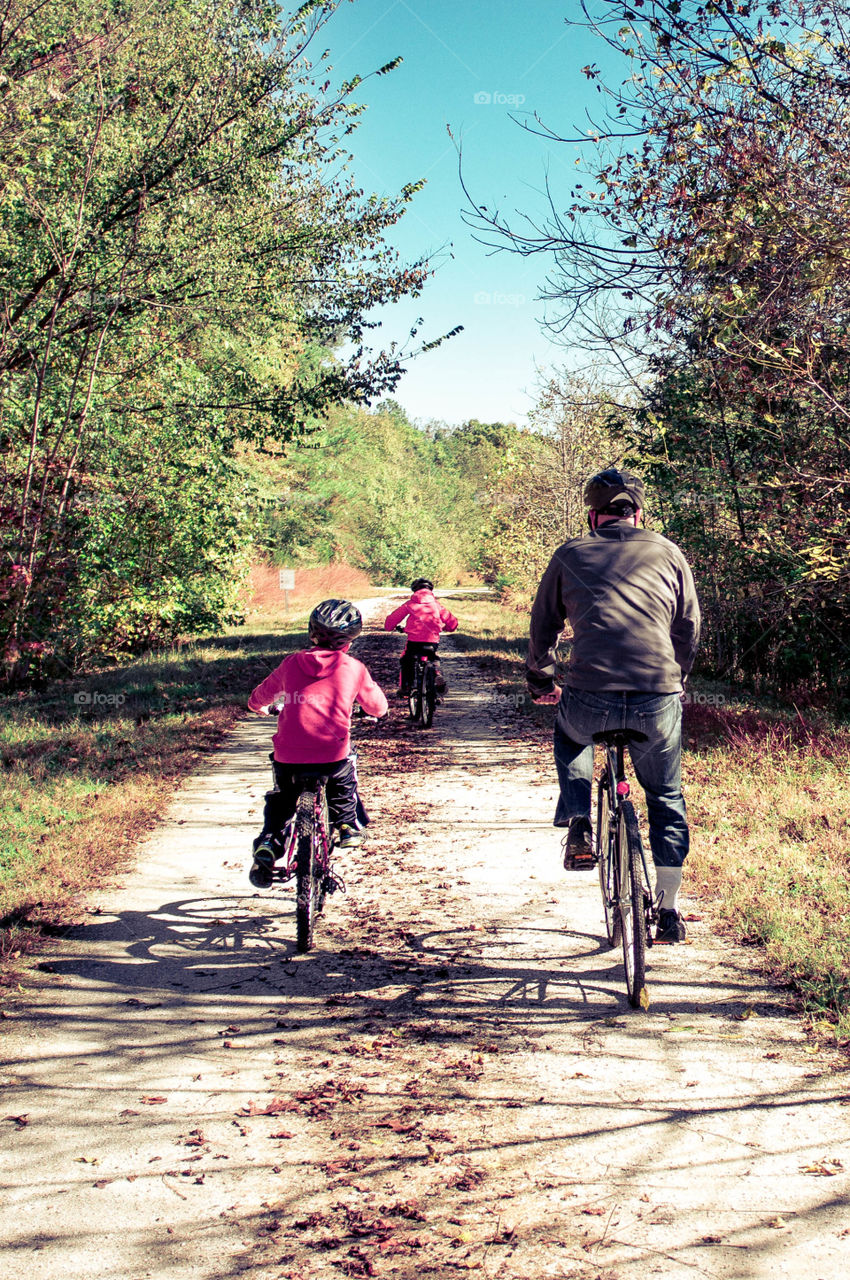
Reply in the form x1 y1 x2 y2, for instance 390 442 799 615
447 591 850 1043
0 615 311 973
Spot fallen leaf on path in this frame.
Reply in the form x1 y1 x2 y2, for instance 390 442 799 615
767 1216 789 1229
237 1099 296 1117
378 1199 426 1221
701 1235 723 1244
139 1096 167 1105
119 1108 140 1117
343 1246 375 1276
801 1159 843 1176
4 1114 29 1128
639 986 651 1010
269 1131 294 1139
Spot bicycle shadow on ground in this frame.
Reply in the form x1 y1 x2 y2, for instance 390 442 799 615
37 899 796 1053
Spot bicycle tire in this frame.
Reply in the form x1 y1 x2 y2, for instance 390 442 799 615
422 662 437 728
596 775 621 947
295 789 319 952
408 671 422 722
619 800 647 1007
315 786 331 915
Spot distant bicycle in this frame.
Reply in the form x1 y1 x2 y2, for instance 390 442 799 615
594 728 659 1007
408 646 439 728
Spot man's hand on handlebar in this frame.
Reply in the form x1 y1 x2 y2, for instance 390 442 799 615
531 687 562 706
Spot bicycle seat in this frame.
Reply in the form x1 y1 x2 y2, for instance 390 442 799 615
289 770 331 789
592 729 649 746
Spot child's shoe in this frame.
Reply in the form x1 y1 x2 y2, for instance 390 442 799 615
337 824 363 849
249 840 276 889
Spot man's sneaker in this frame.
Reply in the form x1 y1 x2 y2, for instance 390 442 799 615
656 908 686 943
249 841 275 889
434 673 447 693
337 824 363 849
562 815 595 870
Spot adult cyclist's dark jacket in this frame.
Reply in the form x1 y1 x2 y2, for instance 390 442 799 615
527 522 701 695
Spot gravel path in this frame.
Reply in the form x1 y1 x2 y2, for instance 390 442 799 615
2 604 850 1279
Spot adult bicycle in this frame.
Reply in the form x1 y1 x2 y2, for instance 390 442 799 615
594 728 660 1007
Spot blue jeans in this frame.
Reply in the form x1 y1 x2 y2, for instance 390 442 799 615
553 688 689 869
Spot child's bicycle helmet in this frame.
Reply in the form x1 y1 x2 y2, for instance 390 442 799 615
308 599 363 649
411 578 434 592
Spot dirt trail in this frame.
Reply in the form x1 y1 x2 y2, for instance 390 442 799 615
2 605 850 1280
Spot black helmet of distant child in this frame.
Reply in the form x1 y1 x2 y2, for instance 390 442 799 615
411 578 434 592
583 467 646 513
308 599 363 649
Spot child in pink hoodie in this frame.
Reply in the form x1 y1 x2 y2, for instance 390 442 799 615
384 578 458 696
247 600 387 887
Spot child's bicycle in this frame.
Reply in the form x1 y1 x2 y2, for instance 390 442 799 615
255 708 378 952
256 763 343 952
594 728 661 1007
409 651 438 728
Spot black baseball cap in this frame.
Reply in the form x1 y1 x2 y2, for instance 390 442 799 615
583 468 646 512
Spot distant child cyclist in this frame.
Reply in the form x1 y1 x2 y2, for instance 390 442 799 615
247 599 388 889
384 578 458 697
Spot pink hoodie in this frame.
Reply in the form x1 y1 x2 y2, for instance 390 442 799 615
248 645 388 764
384 589 458 644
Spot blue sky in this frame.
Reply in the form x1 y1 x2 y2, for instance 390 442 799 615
321 0 623 427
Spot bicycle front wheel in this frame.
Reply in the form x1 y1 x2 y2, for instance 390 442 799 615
596 775 621 947
295 790 320 952
619 799 647 1007
422 663 437 728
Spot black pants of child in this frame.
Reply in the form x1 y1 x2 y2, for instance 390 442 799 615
400 641 440 692
259 756 367 844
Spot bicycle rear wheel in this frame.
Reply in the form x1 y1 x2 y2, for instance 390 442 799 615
619 799 647 1007
315 786 332 916
408 670 422 722
596 775 621 947
295 789 321 952
422 663 437 728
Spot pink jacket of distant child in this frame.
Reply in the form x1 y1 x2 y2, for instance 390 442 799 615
248 645 388 764
384 589 458 644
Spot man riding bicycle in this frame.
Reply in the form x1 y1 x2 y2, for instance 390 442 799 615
526 468 701 944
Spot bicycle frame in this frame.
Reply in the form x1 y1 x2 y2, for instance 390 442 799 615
600 740 655 906
595 730 659 1007
268 769 334 884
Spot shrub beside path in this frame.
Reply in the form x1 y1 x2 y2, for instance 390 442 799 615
2 604 849 1279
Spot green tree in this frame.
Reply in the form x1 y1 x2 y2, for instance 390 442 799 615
0 0 429 674
469 1 850 693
